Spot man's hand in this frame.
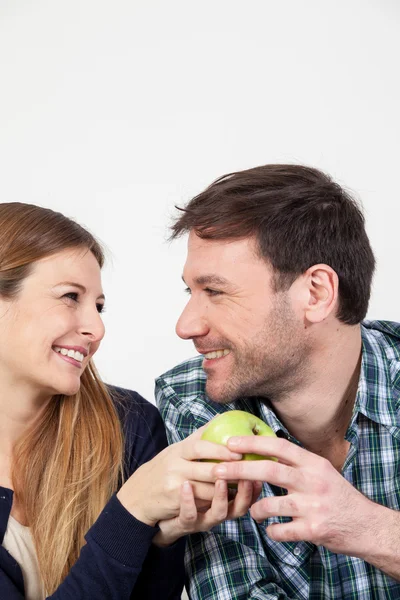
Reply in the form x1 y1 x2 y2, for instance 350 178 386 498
212 436 378 557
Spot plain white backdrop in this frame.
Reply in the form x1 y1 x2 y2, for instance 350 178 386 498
1 0 399 405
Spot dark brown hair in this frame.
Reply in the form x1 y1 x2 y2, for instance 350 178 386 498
171 164 375 325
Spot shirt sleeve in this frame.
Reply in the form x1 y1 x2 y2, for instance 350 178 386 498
155 377 290 600
47 389 185 600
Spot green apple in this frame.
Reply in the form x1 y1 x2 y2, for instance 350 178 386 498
201 410 277 461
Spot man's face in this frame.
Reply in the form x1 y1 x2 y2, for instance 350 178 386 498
176 232 312 403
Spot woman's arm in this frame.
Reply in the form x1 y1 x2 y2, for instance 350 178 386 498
48 387 245 600
116 389 186 599
47 389 181 600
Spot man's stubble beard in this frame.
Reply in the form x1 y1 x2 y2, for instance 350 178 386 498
205 296 312 404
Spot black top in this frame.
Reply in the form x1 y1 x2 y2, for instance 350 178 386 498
0 387 185 599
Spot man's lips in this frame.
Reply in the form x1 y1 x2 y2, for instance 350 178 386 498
198 349 231 361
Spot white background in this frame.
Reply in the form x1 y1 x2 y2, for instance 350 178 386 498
1 0 399 405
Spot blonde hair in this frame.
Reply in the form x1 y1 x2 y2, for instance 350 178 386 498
0 203 124 594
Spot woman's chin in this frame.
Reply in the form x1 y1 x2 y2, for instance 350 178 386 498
51 378 82 397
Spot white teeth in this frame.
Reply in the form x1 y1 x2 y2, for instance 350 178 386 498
204 349 230 360
53 347 84 363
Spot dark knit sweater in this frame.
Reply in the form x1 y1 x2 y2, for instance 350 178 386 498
0 387 185 599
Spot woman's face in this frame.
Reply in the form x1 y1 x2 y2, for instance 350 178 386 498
0 247 106 399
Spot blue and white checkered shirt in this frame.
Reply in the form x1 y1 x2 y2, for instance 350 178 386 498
156 320 400 599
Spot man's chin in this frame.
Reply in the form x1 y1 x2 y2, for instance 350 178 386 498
205 380 238 404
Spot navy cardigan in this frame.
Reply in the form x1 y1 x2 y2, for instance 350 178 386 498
0 387 185 599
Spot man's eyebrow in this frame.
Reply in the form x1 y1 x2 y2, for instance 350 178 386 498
54 281 105 301
181 274 231 287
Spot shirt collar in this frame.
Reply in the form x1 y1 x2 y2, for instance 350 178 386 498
239 320 400 435
237 396 291 439
354 321 400 428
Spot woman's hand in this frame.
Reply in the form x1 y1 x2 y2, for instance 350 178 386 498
116 427 243 527
153 479 263 547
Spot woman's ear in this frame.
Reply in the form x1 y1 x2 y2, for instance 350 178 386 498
303 264 339 323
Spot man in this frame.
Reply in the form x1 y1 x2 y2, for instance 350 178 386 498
155 164 400 599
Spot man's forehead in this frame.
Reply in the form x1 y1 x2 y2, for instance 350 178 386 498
187 231 258 258
184 233 273 284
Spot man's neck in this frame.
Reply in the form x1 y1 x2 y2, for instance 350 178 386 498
269 324 362 462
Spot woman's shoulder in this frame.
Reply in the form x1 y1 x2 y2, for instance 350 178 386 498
107 385 160 421
106 385 168 474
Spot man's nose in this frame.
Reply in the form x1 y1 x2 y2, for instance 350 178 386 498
175 300 209 340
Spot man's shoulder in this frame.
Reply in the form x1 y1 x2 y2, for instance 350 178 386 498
155 357 237 435
362 319 400 360
156 355 207 402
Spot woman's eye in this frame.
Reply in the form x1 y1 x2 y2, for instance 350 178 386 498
184 287 192 295
96 303 105 314
63 292 79 302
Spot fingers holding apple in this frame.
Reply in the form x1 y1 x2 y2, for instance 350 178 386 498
201 410 278 461
181 437 243 463
200 410 278 489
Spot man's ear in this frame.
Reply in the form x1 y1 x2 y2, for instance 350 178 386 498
302 264 339 323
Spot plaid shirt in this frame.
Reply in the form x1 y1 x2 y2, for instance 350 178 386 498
155 320 400 600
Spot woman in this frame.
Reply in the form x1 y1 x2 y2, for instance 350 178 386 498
0 203 256 599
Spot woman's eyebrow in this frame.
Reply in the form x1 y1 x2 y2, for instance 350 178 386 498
53 281 105 301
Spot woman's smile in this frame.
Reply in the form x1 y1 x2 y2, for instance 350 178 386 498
52 345 89 368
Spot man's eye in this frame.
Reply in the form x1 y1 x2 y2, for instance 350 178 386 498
205 288 222 296
184 287 192 295
63 292 78 302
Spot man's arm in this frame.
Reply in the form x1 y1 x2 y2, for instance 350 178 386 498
215 435 400 581
357 503 400 581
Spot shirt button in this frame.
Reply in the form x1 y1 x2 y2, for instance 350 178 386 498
293 545 301 556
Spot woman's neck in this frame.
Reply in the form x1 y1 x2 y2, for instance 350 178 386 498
0 376 51 456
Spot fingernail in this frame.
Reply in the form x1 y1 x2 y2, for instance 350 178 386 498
182 481 192 492
214 465 227 476
228 437 240 446
231 452 242 460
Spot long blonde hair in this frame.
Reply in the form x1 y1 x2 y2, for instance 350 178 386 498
0 203 124 594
